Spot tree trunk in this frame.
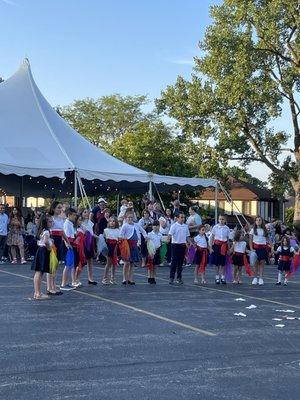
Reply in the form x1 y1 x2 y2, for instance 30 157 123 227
293 181 300 239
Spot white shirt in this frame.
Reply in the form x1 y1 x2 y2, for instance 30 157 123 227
148 231 162 249
233 241 247 253
212 224 230 241
51 216 65 231
119 222 147 241
104 228 120 240
0 212 9 236
37 230 53 247
159 225 169 235
194 234 208 248
81 219 94 235
118 205 128 218
64 219 75 239
169 222 190 244
250 228 267 245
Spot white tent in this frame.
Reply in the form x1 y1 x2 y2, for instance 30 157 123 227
0 59 217 194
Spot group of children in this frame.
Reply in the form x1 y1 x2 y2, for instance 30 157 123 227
30 200 299 300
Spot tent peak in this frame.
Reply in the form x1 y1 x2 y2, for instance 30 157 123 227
22 58 30 68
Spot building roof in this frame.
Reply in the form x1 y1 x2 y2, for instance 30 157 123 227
200 177 277 201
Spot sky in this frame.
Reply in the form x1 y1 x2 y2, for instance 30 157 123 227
0 0 293 182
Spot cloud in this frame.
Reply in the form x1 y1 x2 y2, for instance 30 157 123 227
168 58 194 66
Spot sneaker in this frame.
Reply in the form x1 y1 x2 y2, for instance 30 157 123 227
252 277 258 285
88 280 98 285
152 279 156 285
283 281 288 286
201 279 207 285
215 278 220 285
72 282 82 288
128 281 136 285
110 279 117 285
176 279 183 284
122 280 127 285
60 284 75 291
194 278 199 285
21 258 27 264
258 278 264 285
11 259 17 264
169 278 174 285
275 282 281 285
0 260 5 264
232 280 238 284
221 278 226 285
102 279 110 285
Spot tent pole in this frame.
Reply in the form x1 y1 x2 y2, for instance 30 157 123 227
117 193 120 215
214 182 218 224
74 170 78 208
149 181 153 201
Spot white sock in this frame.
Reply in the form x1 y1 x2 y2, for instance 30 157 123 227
278 272 282 282
215 275 220 280
221 275 225 280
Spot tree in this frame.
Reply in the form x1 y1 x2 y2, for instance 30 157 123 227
157 0 300 228
59 94 149 149
110 119 197 176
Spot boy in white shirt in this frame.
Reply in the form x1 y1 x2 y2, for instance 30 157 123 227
168 213 190 284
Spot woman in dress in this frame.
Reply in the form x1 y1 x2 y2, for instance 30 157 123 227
7 207 26 264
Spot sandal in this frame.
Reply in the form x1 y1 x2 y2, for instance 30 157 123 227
11 259 17 264
34 293 49 300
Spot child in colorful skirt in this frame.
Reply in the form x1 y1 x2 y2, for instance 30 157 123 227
119 213 147 285
146 220 162 284
275 235 295 286
81 209 98 285
31 214 53 300
193 225 210 285
102 216 120 284
231 230 253 284
211 215 230 284
249 216 272 286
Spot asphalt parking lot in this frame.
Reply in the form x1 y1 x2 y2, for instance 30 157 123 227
0 262 299 400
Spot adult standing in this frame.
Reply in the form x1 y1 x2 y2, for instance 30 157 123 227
186 206 202 237
7 207 26 264
172 200 181 219
90 198 107 235
168 212 190 284
0 204 8 264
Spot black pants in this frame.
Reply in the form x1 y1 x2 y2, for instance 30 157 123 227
0 235 7 260
170 244 186 280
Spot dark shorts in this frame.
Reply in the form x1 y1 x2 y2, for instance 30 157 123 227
213 243 226 266
278 260 292 272
31 246 50 274
254 247 268 262
232 254 244 267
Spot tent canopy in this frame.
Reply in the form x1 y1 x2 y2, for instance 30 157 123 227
0 59 217 191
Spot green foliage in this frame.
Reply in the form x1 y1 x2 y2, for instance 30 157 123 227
157 0 300 202
59 94 149 149
285 207 294 228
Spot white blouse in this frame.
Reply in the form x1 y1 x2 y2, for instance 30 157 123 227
104 228 120 240
148 231 162 249
250 228 267 245
212 224 230 241
119 223 147 241
51 216 65 231
233 241 247 253
194 234 208 248
37 230 53 247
